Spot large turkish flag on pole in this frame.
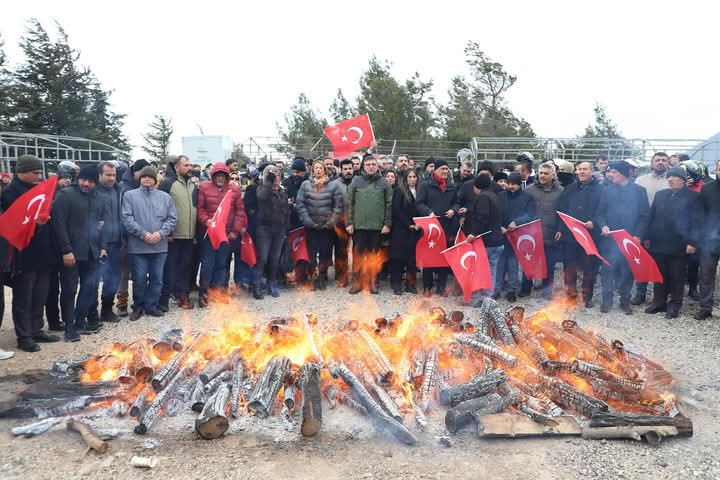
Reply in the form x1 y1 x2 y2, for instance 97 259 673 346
505 219 547 280
0 175 58 251
287 227 310 264
207 191 231 249
557 211 609 265
413 216 449 268
609 229 663 283
442 240 492 302
324 114 375 157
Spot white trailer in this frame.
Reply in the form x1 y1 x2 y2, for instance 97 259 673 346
181 136 233 165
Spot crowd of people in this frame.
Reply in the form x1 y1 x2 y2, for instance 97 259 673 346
0 148 718 360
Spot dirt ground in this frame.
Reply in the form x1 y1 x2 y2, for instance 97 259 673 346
0 284 719 480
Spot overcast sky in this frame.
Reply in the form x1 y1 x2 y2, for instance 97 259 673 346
2 1 718 156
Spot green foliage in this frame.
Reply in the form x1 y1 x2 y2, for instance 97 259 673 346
576 103 638 161
275 93 328 158
329 89 355 123
142 114 174 163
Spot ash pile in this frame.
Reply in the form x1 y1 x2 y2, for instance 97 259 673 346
2 299 693 447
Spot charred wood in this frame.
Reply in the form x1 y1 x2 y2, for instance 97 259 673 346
438 369 506 407
299 363 322 437
455 334 517 367
247 356 291 418
195 384 231 439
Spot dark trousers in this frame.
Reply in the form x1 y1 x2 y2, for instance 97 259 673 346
307 228 333 276
45 268 62 329
11 270 50 341
255 224 285 285
92 243 121 312
390 258 417 290
60 260 100 336
687 252 700 288
650 253 687 312
600 248 633 308
160 239 194 305
332 225 350 283
130 252 167 311
698 252 720 312
423 267 449 292
564 247 598 302
352 229 381 288
199 237 230 294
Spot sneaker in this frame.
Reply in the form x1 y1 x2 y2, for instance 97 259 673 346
32 332 60 343
0 349 15 360
64 333 81 343
129 309 144 322
630 295 645 306
17 339 40 353
48 322 65 332
694 310 712 321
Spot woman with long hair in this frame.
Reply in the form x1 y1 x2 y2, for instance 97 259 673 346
390 170 421 295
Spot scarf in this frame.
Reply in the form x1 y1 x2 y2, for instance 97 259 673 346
433 171 447 192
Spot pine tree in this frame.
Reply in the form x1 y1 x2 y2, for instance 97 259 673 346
329 88 355 122
275 93 327 158
142 114 174 163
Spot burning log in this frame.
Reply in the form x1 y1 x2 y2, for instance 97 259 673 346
199 359 231 384
247 356 291 418
455 334 518 367
36 396 94 419
417 346 439 411
130 385 151 417
516 401 559 427
52 357 90 376
534 392 565 417
438 369 506 407
366 376 403 422
67 418 108 454
229 355 247 419
357 329 394 381
517 337 550 368
589 379 641 403
284 384 297 410
541 360 572 375
298 363 322 437
190 379 207 413
203 371 232 394
411 349 426 385
117 360 134 385
413 403 427 431
131 342 154 383
338 391 368 416
589 412 693 438
174 374 197 402
445 388 520 434
542 378 609 417
324 384 340 409
135 363 195 434
571 360 644 390
480 298 516 345
331 363 417 445
195 384 231 439
111 400 129 417
152 328 184 361
151 333 203 391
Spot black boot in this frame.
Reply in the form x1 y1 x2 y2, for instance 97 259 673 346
405 273 418 294
688 285 700 300
101 299 120 323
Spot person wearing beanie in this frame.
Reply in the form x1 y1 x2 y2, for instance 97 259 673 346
283 157 311 283
514 156 534 190
291 157 307 173
644 166 701 319
416 160 458 297
493 171 508 189
1 156 61 352
423 158 436 180
52 162 107 342
596 160 650 315
121 163 177 320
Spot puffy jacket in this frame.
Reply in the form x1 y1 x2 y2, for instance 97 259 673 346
498 189 535 228
295 177 344 228
197 163 247 236
416 175 460 240
121 186 177 254
700 180 720 255
646 187 702 255
52 184 107 261
159 164 197 240
346 172 392 231
330 175 353 224
597 182 649 239
526 179 564 244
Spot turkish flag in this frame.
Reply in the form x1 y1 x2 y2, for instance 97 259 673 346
0 175 58 251
442 240 493 302
207 191 232 249
414 216 449 268
505 219 547 280
609 229 663 283
324 114 375 156
455 226 467 244
287 227 310 264
240 232 257 267
557 212 609 265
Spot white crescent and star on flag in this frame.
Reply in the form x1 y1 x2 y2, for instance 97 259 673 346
427 222 441 249
292 236 304 252
341 126 364 144
571 226 591 248
460 251 477 270
21 194 47 225
622 237 642 264
516 234 536 261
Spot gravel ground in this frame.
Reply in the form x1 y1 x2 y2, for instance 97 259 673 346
0 283 718 480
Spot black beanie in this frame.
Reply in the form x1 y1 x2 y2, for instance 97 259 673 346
493 171 508 182
433 159 449 170
609 161 631 178
476 161 495 175
132 159 150 173
291 158 307 172
424 158 435 169
507 172 523 185
78 165 99 183
474 174 492 189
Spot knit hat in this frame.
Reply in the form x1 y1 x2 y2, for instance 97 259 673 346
132 159 150 173
474 174 492 189
424 158 435 169
516 152 535 164
477 161 495 175
291 157 307 172
507 172 523 186
16 154 43 173
667 166 688 180
555 159 574 174
493 171 508 182
138 166 158 184
78 165 99 183
609 161 631 178
433 159 449 170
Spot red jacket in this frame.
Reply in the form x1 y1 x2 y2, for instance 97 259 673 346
197 181 247 235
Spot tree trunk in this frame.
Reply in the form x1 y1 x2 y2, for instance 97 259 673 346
247 356 291 418
229 355 247 419
298 363 322 437
195 384 231 439
439 369 506 406
589 412 692 437
135 363 194 434
199 359 230 384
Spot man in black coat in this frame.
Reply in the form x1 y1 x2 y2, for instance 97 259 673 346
644 167 701 319
557 161 603 307
416 160 458 296
597 161 649 314
696 159 720 320
0 155 61 352
52 165 108 342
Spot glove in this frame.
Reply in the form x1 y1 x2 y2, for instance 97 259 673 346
266 172 276 184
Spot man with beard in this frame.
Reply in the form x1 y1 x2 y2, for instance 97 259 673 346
395 154 410 173
330 159 354 287
323 157 338 181
53 165 108 342
454 161 474 184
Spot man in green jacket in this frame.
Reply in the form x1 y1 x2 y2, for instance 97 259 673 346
346 154 392 294
159 155 197 310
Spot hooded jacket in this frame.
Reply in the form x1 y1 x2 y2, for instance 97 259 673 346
295 176 344 228
159 159 197 239
197 163 247 236
346 171 392 231
121 185 177 254
52 184 108 261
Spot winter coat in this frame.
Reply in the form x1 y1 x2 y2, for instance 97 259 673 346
243 182 258 235
635 173 668 205
295 177 344 228
346 172 392 231
330 176 353 225
597 182 650 239
197 181 246 236
526 179 564 244
256 173 290 228
416 175 459 242
470 188 503 247
95 182 123 245
0 177 59 273
390 187 421 261
159 168 197 240
556 178 600 246
283 173 308 229
52 184 107 262
700 180 720 254
119 167 139 196
646 187 702 255
498 189 536 228
121 186 177 255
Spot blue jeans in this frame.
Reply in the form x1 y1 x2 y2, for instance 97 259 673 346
60 260 99 336
199 237 230 294
254 224 285 286
95 243 121 307
469 245 504 306
130 253 167 311
495 246 519 293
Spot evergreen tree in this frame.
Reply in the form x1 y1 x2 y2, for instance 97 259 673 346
579 103 637 160
0 33 13 131
329 88 355 122
275 93 327 158
142 114 174 163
